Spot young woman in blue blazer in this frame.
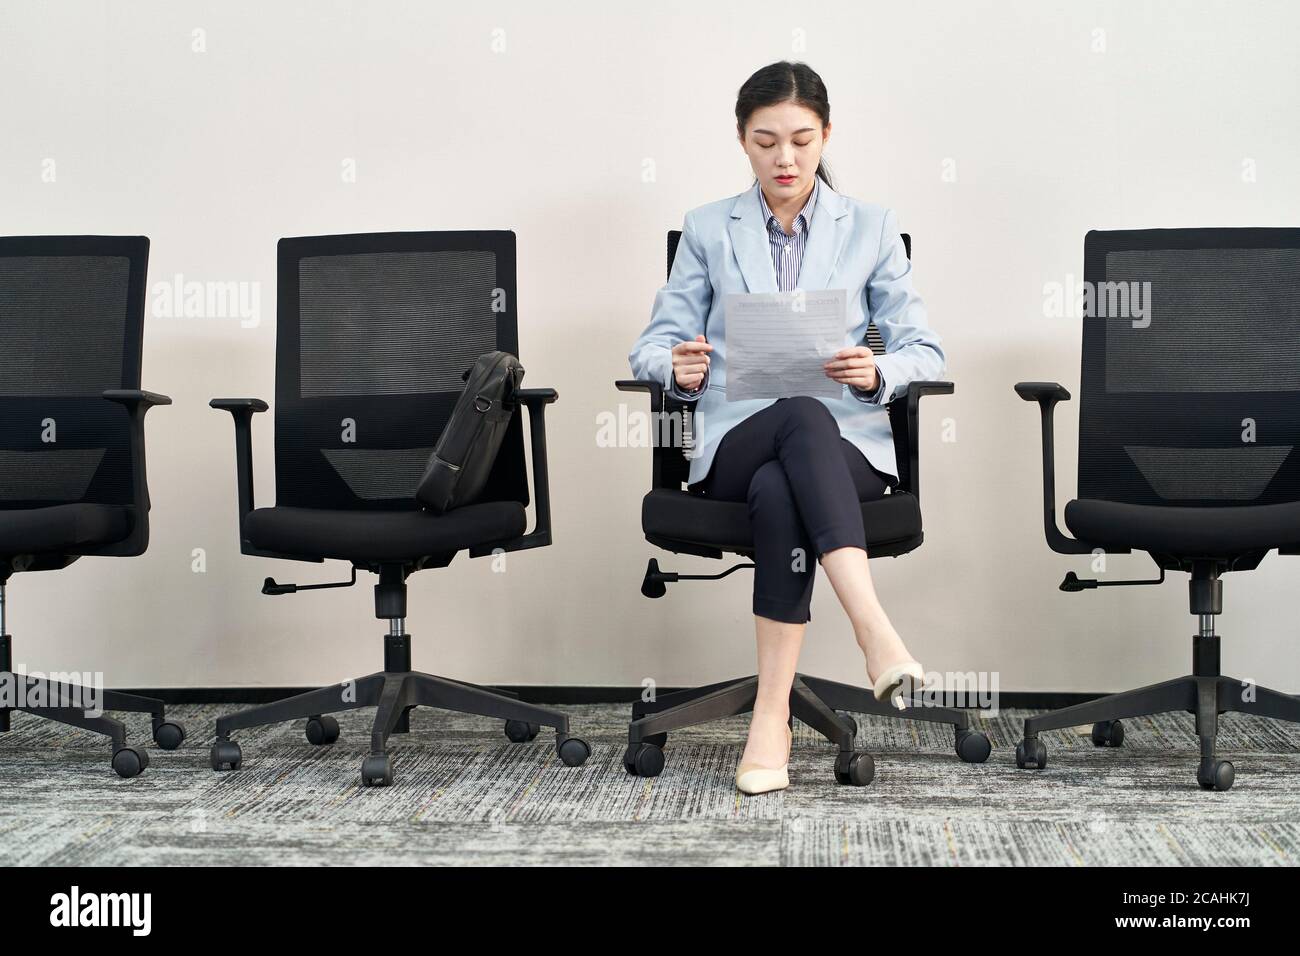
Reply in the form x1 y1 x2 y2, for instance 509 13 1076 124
629 61 945 795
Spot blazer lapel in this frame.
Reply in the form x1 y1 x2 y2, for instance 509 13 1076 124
727 186 778 294
727 181 850 294
795 181 850 293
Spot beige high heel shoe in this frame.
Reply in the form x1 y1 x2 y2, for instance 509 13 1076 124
735 723 792 796
871 659 925 708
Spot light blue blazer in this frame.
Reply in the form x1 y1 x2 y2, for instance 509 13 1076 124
629 180 945 488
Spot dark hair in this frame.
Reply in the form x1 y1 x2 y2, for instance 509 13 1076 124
735 61 834 190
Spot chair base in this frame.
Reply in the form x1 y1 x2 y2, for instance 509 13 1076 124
622 671 991 786
1016 562 1299 791
210 633 592 787
1016 670 1300 791
0 634 186 778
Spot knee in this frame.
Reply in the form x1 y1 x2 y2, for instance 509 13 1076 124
781 395 839 433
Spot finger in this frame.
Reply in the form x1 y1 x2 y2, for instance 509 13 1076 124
833 346 871 360
675 341 714 354
826 356 873 371
827 368 873 385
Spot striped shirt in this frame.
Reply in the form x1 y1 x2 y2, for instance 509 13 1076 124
756 176 818 292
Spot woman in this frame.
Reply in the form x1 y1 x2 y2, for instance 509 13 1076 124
628 61 944 796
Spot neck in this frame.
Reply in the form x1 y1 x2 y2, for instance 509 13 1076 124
761 179 815 233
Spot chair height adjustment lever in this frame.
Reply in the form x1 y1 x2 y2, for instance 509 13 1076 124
262 567 358 596
1060 568 1165 592
641 558 755 599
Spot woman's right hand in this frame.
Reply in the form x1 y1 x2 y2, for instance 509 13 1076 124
672 335 713 392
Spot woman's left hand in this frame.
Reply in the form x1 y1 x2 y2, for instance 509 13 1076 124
824 346 877 391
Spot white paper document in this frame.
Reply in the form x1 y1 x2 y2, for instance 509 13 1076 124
723 289 847 402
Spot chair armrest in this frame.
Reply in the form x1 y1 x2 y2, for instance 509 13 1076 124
104 389 173 409
1014 381 1128 555
886 381 953 507
469 388 558 556
515 387 558 405
616 379 690 490
210 397 268 414
1014 382 1071 404
209 398 268 547
615 379 664 413
102 389 172 514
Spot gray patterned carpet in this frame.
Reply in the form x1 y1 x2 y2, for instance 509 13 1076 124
2 701 1298 866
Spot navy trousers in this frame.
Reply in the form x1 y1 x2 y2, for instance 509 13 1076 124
688 396 893 624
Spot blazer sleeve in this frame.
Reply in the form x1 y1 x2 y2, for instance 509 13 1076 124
862 208 945 404
629 209 712 402
848 374 887 404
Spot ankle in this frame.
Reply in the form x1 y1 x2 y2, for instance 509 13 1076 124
857 631 916 679
855 624 901 656
751 704 790 727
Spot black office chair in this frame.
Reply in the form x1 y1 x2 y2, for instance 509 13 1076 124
1016 227 1300 791
0 235 183 778
209 231 589 787
616 230 991 786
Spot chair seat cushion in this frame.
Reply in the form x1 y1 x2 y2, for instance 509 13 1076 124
1064 498 1300 556
641 488 922 553
244 502 527 562
0 504 131 557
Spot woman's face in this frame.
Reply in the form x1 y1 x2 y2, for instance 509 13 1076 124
738 101 830 200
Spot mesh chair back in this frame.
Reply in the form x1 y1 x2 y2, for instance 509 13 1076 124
0 236 148 510
1078 228 1300 506
274 232 528 511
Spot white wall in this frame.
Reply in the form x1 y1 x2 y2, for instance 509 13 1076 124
2 0 1298 692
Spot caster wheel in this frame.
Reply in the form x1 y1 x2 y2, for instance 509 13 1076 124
1198 759 1234 791
305 715 340 746
837 712 859 740
955 728 992 763
112 746 150 779
557 737 591 767
1015 738 1047 770
834 750 875 786
504 719 541 743
1091 719 1125 747
152 720 186 751
623 742 665 777
210 739 242 771
361 752 393 788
